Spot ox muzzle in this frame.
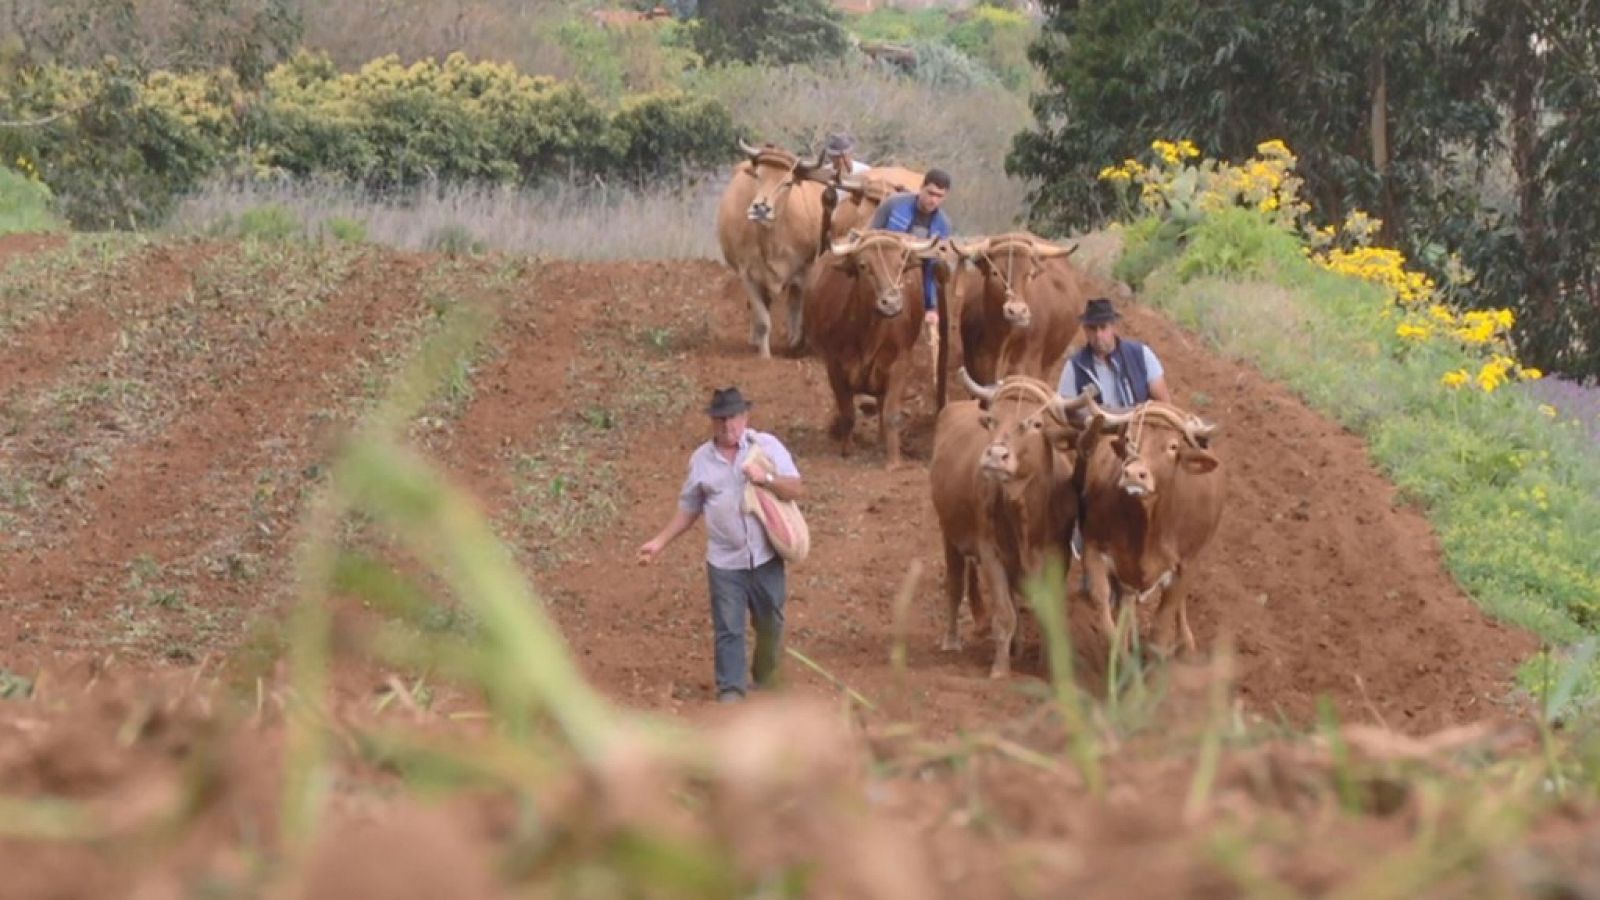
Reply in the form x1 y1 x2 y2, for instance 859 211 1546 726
980 441 1020 481
1001 294 1032 328
746 200 777 225
876 288 905 317
1119 458 1156 497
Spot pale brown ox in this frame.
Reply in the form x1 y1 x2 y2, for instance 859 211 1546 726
1077 396 1224 656
823 166 924 244
802 230 940 468
929 369 1093 678
950 233 1088 385
716 141 832 358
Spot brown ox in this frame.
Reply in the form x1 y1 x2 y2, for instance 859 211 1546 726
802 230 940 468
950 233 1088 385
1077 396 1224 656
930 369 1093 678
716 140 832 358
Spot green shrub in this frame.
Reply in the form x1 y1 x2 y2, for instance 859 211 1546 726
947 4 1035 90
0 63 230 228
236 203 302 240
322 215 367 243
426 223 485 257
606 91 736 183
903 40 996 89
0 165 64 233
1171 207 1306 283
694 0 849 66
1111 217 1181 288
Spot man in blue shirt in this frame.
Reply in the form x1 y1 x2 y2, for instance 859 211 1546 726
868 169 953 330
1060 297 1172 410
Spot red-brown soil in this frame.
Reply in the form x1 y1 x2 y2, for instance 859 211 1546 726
0 233 1556 897
0 233 1533 724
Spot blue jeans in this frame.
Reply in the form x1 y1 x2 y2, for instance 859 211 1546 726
707 557 786 697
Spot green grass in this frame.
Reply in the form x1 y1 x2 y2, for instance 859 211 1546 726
1122 209 1600 701
0 167 64 234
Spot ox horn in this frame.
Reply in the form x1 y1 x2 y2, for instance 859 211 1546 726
1032 240 1080 260
958 366 998 402
1184 417 1219 445
1083 393 1138 430
829 233 864 257
906 235 940 255
1053 386 1097 417
952 237 991 262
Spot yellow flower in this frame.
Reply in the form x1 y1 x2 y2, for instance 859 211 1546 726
1151 139 1182 166
1255 139 1294 160
1177 139 1200 159
1519 367 1543 381
1441 370 1470 389
1395 322 1431 341
1539 404 1558 418
1427 304 1456 325
1476 355 1515 393
1098 165 1131 183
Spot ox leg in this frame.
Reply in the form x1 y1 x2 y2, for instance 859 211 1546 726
968 555 989 637
824 361 856 456
1152 570 1196 658
784 281 807 353
940 542 965 651
1083 551 1120 651
880 361 911 470
975 548 1016 679
743 276 774 359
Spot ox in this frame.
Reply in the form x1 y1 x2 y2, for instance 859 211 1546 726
802 230 940 468
716 140 832 358
1077 396 1224 656
822 166 924 245
930 368 1093 678
950 233 1087 385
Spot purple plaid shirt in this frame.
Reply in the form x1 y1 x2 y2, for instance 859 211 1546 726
678 429 800 570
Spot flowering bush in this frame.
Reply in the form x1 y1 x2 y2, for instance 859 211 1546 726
1102 138 1542 399
0 52 738 227
1102 136 1600 665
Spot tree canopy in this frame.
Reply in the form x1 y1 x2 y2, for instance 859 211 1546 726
1009 0 1600 379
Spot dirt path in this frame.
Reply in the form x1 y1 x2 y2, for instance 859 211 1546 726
456 259 1534 733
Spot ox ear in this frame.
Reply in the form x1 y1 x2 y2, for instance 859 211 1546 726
1177 447 1220 475
1111 436 1132 459
832 254 860 277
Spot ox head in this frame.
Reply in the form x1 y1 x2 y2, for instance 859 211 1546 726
952 234 1078 329
1083 395 1219 501
960 367 1092 483
739 138 825 227
830 230 941 317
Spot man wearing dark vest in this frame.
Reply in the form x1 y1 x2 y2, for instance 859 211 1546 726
1060 297 1172 409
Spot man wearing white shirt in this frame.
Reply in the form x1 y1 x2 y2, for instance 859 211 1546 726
823 132 871 178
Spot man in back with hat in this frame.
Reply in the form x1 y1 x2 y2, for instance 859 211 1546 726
823 131 870 178
638 386 804 703
1060 296 1172 409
